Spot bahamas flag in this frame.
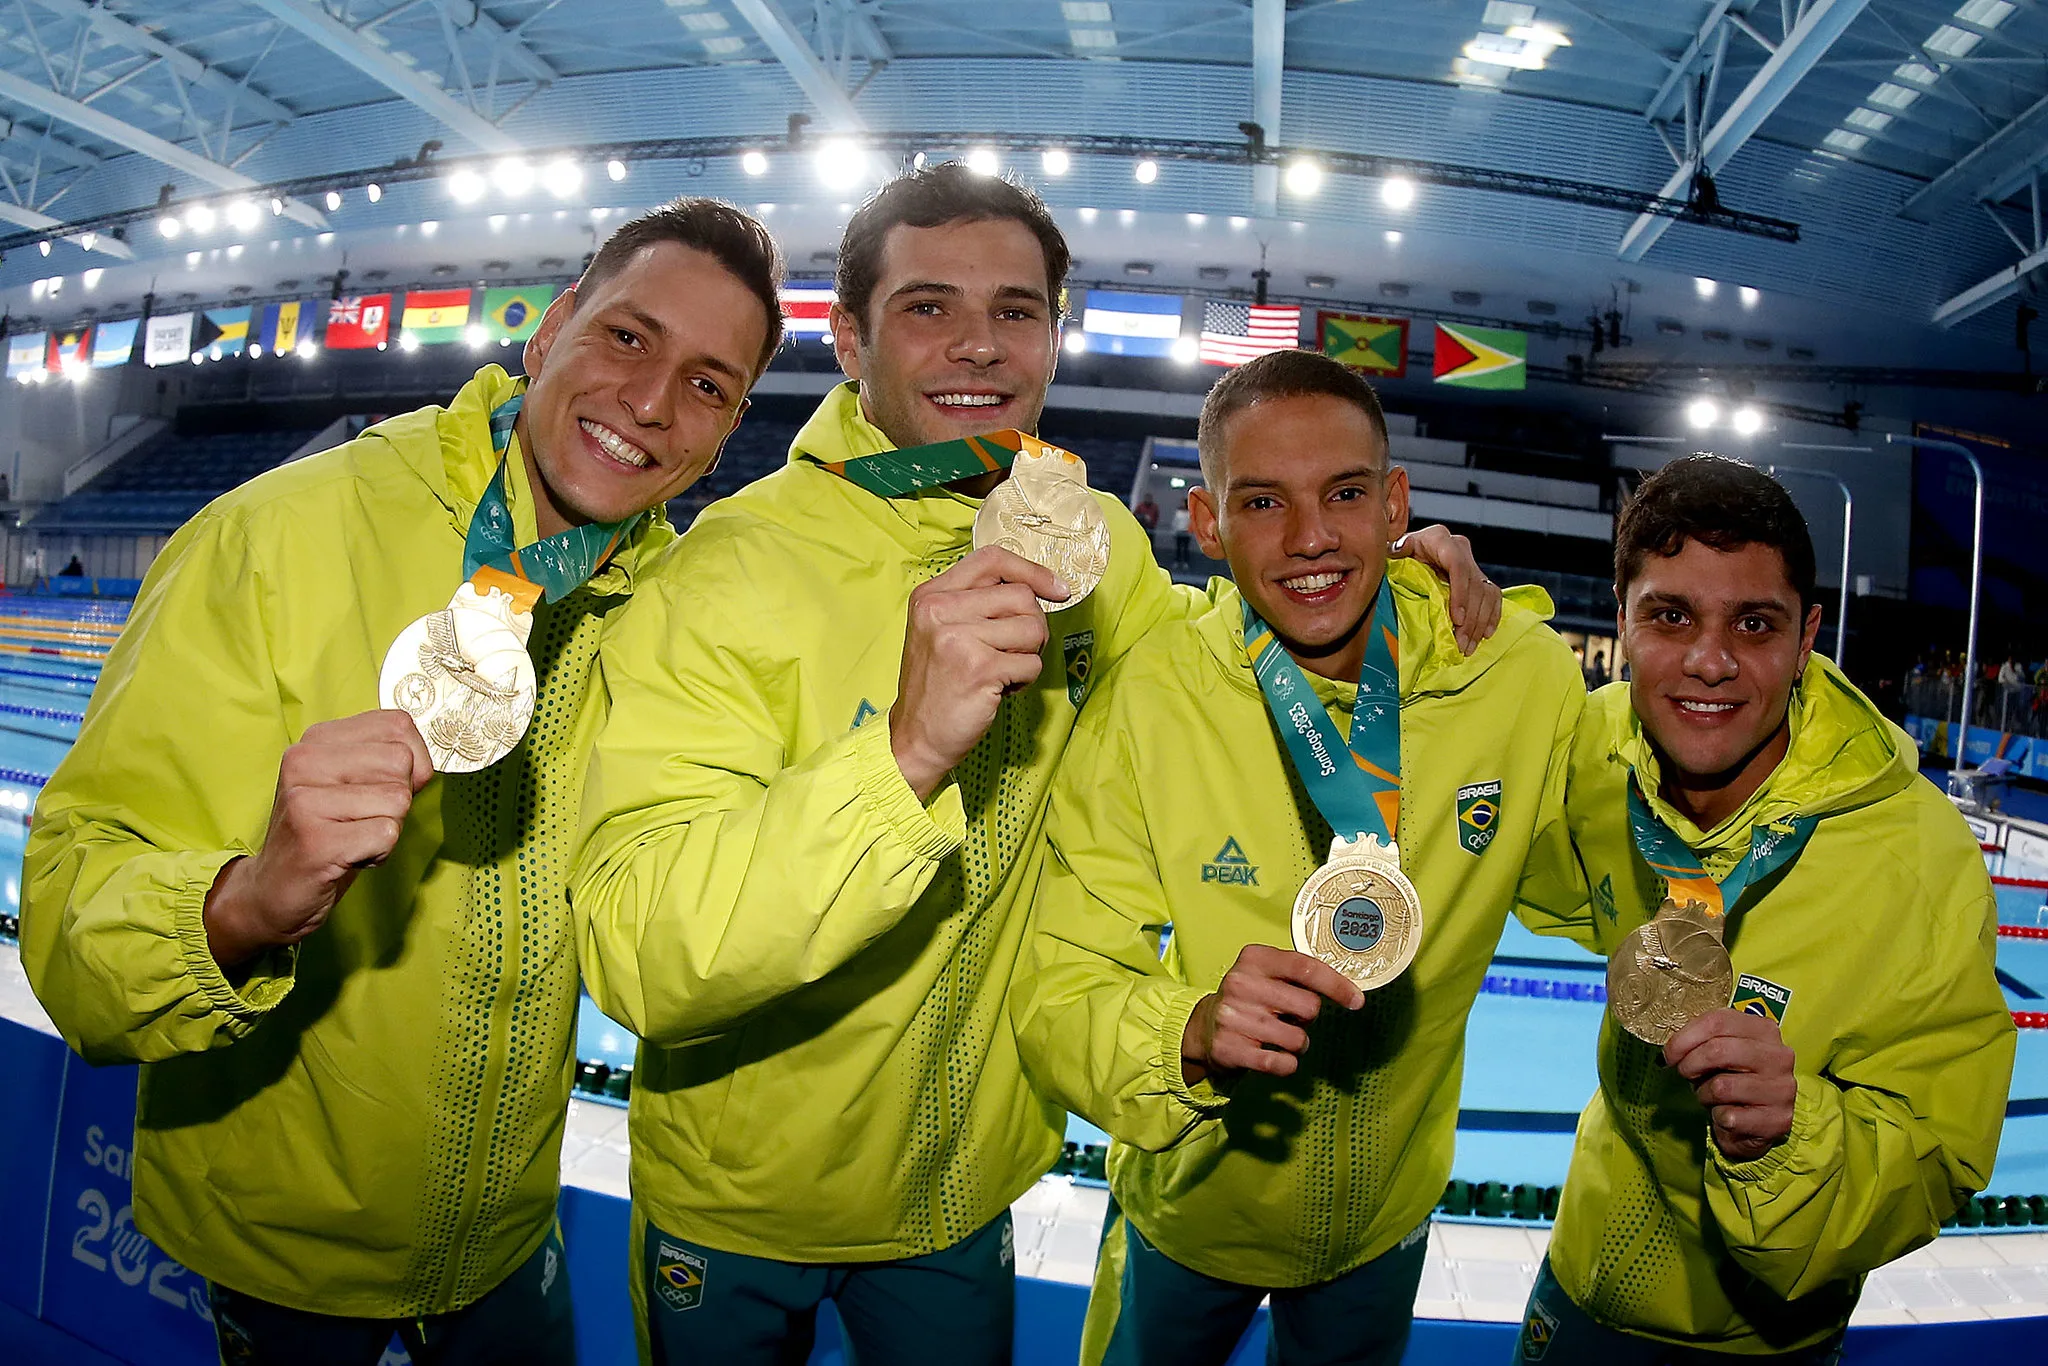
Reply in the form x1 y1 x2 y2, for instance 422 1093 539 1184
1433 322 1526 390
257 300 309 355
483 286 555 342
200 306 251 358
1319 311 1408 378
402 288 473 344
91 318 138 368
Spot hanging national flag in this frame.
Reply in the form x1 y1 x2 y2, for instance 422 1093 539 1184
6 332 46 380
778 284 835 338
483 286 556 343
1080 290 1184 358
144 312 194 367
1198 300 1301 367
257 300 309 356
91 318 139 368
326 294 393 350
198 306 251 359
46 327 90 372
401 288 473 344
1319 312 1409 378
1433 322 1527 390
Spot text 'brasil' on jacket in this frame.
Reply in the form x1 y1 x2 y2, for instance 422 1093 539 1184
1011 563 1587 1289
22 366 669 1316
1520 662 2014 1353
570 381 1202 1262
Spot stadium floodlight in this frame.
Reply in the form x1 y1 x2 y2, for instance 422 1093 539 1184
1171 336 1199 365
399 332 422 353
467 324 488 349
227 199 261 231
1695 276 1717 299
185 203 217 232
82 268 103 289
249 343 264 359
1042 148 1071 176
159 215 181 238
79 233 96 252
449 169 486 203
325 190 343 211
367 183 383 202
296 340 318 361
493 159 535 195
542 159 582 198
1686 398 1719 429
966 147 1000 176
1284 159 1323 196
1135 158 1159 184
1380 176 1416 209
607 159 628 182
742 150 769 176
1739 286 1761 309
270 196 285 216
1063 329 1088 356
1731 406 1764 436
37 240 49 256
816 139 868 190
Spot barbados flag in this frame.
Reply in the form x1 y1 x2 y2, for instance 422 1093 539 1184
257 300 309 356
1433 323 1526 390
401 289 473 345
483 286 556 343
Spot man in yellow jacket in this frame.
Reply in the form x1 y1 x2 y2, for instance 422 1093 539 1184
1007 349 1584 1366
22 200 783 1364
570 166 1497 1364
1513 456 2014 1361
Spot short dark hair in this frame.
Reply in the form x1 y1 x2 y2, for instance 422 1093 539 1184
576 196 786 374
1197 349 1390 486
836 162 1070 337
1615 455 1817 609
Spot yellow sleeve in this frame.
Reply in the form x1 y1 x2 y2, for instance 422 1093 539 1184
22 512 298 1063
1513 675 1597 947
570 557 965 1047
1009 675 1224 1153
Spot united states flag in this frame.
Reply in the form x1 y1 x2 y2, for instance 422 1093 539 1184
1198 300 1302 366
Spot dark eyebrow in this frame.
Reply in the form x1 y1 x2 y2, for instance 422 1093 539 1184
886 280 963 303
1229 465 1383 494
608 304 747 386
994 284 1051 307
1731 598 1795 617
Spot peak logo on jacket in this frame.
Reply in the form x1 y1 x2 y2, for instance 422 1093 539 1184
1202 837 1259 886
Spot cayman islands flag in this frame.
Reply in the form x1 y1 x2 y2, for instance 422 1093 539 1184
1433 323 1526 390
1319 312 1408 377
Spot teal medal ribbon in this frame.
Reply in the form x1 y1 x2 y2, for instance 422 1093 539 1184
1244 574 1402 843
1625 777 1819 918
462 391 641 602
821 429 1023 496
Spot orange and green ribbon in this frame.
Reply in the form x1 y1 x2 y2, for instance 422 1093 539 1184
820 429 1029 496
1625 778 1818 918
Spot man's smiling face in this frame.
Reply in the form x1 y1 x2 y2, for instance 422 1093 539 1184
828 216 1059 450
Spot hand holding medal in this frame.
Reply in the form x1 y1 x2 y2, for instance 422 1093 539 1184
971 435 1110 612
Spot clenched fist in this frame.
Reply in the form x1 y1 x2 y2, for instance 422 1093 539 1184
1665 1008 1799 1162
203 710 434 969
1181 943 1365 1085
889 546 1068 802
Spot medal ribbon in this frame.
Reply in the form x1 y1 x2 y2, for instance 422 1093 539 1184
1625 778 1819 918
462 391 641 609
821 429 1034 496
1245 573 1401 844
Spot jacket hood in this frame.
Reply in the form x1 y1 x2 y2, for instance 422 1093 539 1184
1609 652 1916 849
785 380 983 554
1201 558 1557 699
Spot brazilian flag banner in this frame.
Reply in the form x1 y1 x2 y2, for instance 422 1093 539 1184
1318 311 1408 378
484 286 559 343
1433 322 1527 390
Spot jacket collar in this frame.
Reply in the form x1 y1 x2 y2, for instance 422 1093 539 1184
787 380 984 555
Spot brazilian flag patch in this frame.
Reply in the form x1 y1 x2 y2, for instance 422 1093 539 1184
1457 779 1503 856
653 1241 707 1313
1063 630 1095 708
1730 972 1792 1025
1518 1294 1559 1361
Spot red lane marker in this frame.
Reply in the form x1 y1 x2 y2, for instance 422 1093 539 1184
1985 842 2007 853
2002 925 2048 940
1995 875 2048 890
2016 1011 2048 1029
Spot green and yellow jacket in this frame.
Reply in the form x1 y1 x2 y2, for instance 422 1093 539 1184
22 366 667 1316
1009 567 1586 1288
1525 663 2014 1352
570 382 1196 1262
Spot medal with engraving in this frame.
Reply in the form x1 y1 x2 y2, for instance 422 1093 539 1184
1609 777 1818 1045
971 439 1110 611
378 385 639 772
1246 573 1421 992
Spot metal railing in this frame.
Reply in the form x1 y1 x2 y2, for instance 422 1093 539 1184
1903 676 2048 741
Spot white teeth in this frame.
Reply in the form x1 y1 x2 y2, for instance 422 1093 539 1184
1678 700 1737 714
929 393 1006 407
1283 572 1344 592
581 419 650 468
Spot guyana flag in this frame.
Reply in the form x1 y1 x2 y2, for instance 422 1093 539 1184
401 289 473 344
1433 322 1526 390
1319 311 1408 377
483 286 557 343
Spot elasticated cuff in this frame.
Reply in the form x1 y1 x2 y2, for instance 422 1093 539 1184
172 847 298 1025
850 716 966 862
1708 1074 1825 1184
1157 986 1232 1115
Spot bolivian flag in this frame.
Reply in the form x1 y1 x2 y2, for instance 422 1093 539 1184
401 288 473 345
1433 323 1526 390
483 286 557 342
1319 311 1408 377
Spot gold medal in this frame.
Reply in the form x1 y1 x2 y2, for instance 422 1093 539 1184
379 581 538 773
1607 897 1734 1046
1291 834 1423 992
971 440 1111 612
